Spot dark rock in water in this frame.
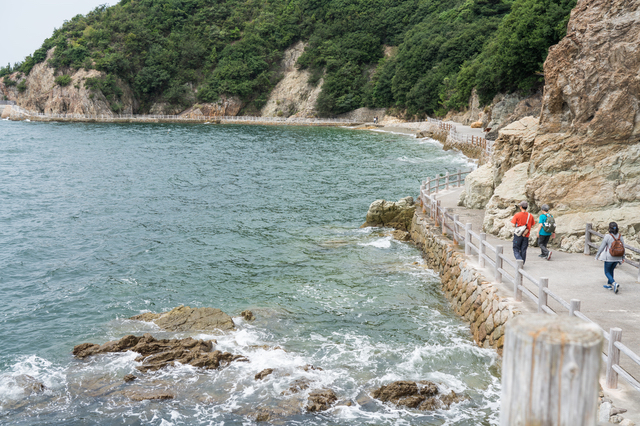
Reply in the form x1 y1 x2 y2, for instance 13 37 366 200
300 364 323 372
129 306 235 332
361 197 416 231
14 374 46 395
123 374 137 383
73 333 247 372
282 378 312 395
306 389 338 412
127 390 174 401
372 380 466 411
255 369 274 380
241 310 255 321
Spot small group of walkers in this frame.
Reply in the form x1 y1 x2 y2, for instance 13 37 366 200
510 201 626 294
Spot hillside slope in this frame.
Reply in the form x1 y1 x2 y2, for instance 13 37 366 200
1 0 574 117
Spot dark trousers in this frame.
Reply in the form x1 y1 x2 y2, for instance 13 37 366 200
513 235 529 264
604 261 620 285
538 234 550 256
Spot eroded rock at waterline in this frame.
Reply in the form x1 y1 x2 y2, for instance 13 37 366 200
13 374 47 396
306 389 338 412
362 197 416 232
130 305 235 332
372 380 466 411
73 333 247 372
127 390 175 401
241 310 256 321
255 369 274 380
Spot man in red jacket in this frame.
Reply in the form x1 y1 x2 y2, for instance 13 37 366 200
511 201 535 265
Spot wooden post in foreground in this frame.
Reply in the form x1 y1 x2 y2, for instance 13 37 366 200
500 314 602 426
584 223 592 255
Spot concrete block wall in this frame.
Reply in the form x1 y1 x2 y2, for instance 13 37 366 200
410 211 521 354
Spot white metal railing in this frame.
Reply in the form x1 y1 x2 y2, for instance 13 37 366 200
9 106 358 125
424 117 494 156
419 174 640 393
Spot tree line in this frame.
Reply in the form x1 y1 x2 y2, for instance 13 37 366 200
0 0 576 116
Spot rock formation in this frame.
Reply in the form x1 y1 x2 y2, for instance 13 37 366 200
261 41 324 118
477 0 640 251
178 96 243 118
526 0 640 220
306 389 338 412
0 49 136 115
362 197 416 231
459 163 495 210
73 333 247 372
129 305 235 332
372 380 466 411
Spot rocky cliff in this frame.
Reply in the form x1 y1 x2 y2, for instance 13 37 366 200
465 0 640 251
260 42 324 118
0 49 136 115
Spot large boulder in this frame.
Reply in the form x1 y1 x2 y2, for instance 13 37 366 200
483 162 530 239
524 0 640 221
372 380 466 411
362 197 415 231
459 163 495 209
72 333 247 372
130 306 235 332
491 116 539 186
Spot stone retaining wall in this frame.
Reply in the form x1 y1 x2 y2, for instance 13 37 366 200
409 210 521 354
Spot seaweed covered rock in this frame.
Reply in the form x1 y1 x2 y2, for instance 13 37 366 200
72 333 247 372
372 380 466 411
129 306 235 332
362 197 416 231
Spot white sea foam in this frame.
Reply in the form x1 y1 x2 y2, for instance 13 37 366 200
359 237 392 248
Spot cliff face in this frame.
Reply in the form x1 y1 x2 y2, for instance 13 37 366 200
260 42 323 118
527 0 640 216
0 50 136 115
472 0 640 249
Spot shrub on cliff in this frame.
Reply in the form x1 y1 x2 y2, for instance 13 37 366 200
54 75 72 87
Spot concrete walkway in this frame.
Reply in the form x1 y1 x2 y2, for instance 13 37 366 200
435 187 640 421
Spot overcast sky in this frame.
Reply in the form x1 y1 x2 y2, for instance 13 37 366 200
1 1 120 66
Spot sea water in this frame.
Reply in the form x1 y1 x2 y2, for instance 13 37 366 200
0 120 499 425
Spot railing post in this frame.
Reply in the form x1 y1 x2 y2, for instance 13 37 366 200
495 246 503 283
464 223 472 256
538 278 549 313
514 260 523 301
427 177 431 195
457 169 462 187
436 200 442 226
453 215 460 245
606 328 623 389
445 171 450 190
500 315 602 426
479 233 486 267
584 223 592 255
443 208 449 236
570 299 581 316
435 177 439 194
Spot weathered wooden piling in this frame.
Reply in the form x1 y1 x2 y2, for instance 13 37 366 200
500 314 602 426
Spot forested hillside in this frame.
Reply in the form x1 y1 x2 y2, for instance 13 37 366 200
1 0 576 116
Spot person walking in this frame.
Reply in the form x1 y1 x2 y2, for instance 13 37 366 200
510 201 535 265
533 204 555 260
595 222 625 294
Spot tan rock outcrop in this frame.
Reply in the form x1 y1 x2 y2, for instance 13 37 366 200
459 163 495 209
525 0 640 222
361 197 416 231
179 96 243 118
129 306 235 332
261 41 323 118
491 116 539 186
0 49 136 115
483 162 530 239
485 92 542 140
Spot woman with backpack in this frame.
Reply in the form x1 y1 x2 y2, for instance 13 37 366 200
595 221 625 294
533 204 555 260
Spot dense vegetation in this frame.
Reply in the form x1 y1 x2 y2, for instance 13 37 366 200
0 0 575 116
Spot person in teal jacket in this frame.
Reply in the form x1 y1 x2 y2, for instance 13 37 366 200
532 204 555 260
